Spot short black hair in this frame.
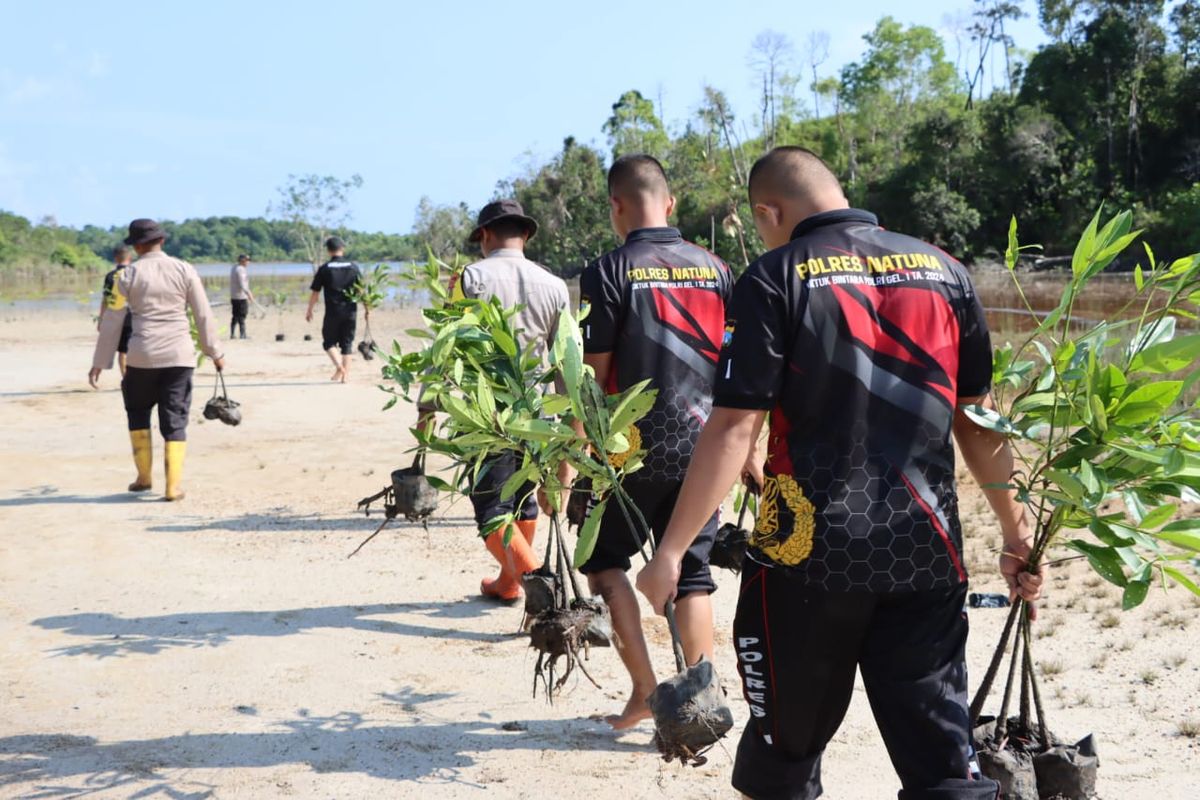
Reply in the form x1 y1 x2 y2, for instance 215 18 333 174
325 236 345 252
748 146 842 203
113 244 132 260
608 153 670 198
482 218 534 240
237 253 250 262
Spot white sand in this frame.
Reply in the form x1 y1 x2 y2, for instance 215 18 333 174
1 303 1196 799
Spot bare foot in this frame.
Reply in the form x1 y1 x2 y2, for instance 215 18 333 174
330 368 344 382
605 692 653 730
339 371 349 384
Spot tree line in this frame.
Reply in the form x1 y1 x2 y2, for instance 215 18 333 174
0 209 423 272
419 0 1200 275
4 2 1197 277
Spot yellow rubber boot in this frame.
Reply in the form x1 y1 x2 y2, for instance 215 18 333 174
128 429 153 492
164 440 187 502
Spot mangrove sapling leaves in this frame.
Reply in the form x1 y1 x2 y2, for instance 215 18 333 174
962 404 1020 436
1156 530 1200 553
1122 579 1150 610
1065 540 1128 587
1113 382 1184 425
575 498 607 568
1129 333 1200 375
1138 503 1177 531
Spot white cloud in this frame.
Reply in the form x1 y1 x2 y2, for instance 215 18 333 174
1 71 55 104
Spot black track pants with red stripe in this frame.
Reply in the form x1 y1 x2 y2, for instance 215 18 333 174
731 560 998 800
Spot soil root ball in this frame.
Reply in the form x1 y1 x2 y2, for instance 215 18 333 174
529 606 601 701
648 656 734 767
390 467 438 521
521 566 560 625
1033 735 1098 800
572 597 612 648
973 717 1097 800
357 339 378 360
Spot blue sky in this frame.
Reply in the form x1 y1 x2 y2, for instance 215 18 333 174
0 1 1046 233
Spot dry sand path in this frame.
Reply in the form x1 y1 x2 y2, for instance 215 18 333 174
1 304 1196 799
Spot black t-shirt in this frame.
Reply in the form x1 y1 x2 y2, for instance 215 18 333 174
310 259 361 316
581 227 733 482
715 209 992 592
102 266 133 332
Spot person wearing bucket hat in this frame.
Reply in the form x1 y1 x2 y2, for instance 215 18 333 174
305 236 362 382
90 218 226 502
418 198 567 602
636 148 1043 799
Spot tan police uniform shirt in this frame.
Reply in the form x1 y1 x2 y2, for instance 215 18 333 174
453 248 569 362
230 264 251 300
92 250 224 370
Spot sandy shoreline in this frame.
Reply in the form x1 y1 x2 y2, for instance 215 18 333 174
1 303 1197 799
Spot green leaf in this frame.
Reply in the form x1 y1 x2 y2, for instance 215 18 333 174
962 404 1020 436
424 475 453 492
1071 207 1102 279
492 328 517 357
1161 566 1200 596
1139 503 1177 531
574 498 607 567
1065 539 1128 586
1113 381 1183 425
1127 316 1177 361
1129 334 1200 374
1004 216 1019 272
1156 530 1200 553
1122 580 1150 610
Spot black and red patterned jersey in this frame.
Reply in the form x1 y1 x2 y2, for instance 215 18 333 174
581 227 733 482
715 209 992 592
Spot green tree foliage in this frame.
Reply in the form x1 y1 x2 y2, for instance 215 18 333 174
268 173 365 268
603 90 670 161
412 197 474 261
0 211 106 271
0 209 421 270
503 138 617 277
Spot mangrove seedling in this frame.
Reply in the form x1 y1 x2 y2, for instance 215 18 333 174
346 262 393 360
967 208 1200 798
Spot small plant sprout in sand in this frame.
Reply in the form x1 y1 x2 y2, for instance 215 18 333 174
967 208 1200 798
345 262 393 360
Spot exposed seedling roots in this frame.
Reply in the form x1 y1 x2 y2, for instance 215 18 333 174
529 606 601 701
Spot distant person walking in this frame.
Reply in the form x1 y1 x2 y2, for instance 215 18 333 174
229 254 254 339
90 219 225 501
305 237 361 382
97 245 134 376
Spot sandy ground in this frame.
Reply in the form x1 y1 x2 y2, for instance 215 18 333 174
1 301 1197 800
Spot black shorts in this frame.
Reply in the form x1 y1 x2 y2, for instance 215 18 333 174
121 366 194 441
468 452 538 530
577 479 718 597
322 312 356 354
231 298 249 322
731 565 995 800
117 319 133 354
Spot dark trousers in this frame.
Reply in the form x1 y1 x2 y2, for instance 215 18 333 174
731 563 997 800
231 299 249 339
122 367 194 441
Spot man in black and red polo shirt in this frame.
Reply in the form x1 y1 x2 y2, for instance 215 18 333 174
637 147 1044 799
572 154 732 730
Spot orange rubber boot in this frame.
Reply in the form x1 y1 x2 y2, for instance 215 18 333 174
516 518 538 547
481 525 541 601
